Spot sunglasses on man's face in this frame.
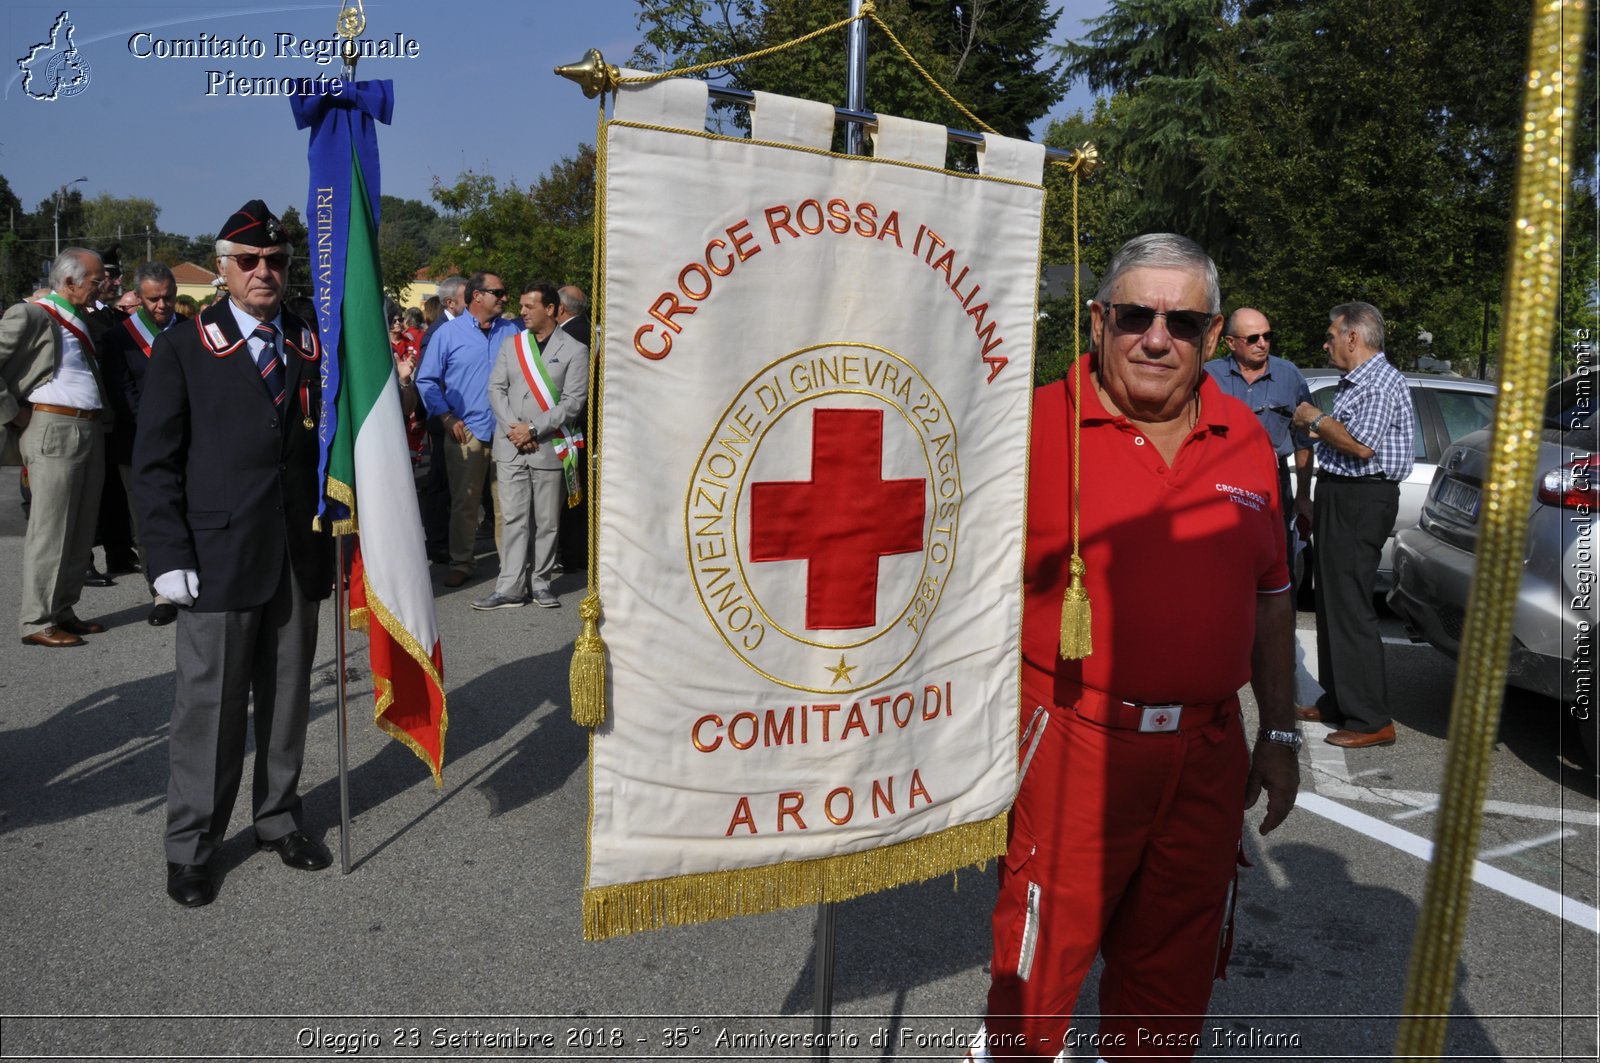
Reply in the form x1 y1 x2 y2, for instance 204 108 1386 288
1230 331 1274 345
223 252 290 272
1108 303 1216 343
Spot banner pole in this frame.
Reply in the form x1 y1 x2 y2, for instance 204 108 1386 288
335 535 352 874
809 6 869 1056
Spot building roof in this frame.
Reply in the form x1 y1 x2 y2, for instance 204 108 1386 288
171 262 218 285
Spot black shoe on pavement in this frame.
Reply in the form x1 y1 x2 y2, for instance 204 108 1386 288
257 830 332 871
148 603 178 626
166 862 215 907
83 566 115 588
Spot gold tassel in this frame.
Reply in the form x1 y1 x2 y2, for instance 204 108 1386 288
1059 554 1092 659
569 592 608 726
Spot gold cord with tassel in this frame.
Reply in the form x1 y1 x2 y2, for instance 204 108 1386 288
569 88 610 726
1059 166 1091 660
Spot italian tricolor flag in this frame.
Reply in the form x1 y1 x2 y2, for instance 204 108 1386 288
300 80 448 781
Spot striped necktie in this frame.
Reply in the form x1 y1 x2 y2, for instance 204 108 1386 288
252 322 285 407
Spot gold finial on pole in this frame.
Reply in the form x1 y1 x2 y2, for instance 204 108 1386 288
1066 142 1100 177
556 49 621 99
336 0 365 80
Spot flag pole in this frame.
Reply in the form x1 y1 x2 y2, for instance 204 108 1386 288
331 2 364 878
335 536 353 874
810 4 868 1055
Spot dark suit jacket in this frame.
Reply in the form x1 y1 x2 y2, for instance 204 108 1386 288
133 300 334 611
100 313 188 465
560 313 591 349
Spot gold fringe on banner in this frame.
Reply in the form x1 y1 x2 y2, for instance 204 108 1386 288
582 812 1007 941
1394 1 1589 1057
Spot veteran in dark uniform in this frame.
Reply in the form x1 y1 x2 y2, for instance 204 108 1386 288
134 201 336 907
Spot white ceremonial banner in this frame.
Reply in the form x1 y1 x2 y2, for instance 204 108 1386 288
585 84 1044 939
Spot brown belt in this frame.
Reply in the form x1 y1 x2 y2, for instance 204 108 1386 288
1063 685 1239 733
31 402 101 420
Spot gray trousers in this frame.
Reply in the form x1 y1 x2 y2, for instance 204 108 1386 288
165 556 320 864
18 411 103 637
492 460 562 598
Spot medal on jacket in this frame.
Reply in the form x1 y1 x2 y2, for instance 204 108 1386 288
300 382 314 430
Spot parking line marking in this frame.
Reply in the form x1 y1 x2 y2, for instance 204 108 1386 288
1479 829 1579 860
1297 793 1600 933
1391 802 1439 820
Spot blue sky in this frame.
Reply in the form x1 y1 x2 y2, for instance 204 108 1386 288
2 1 1106 242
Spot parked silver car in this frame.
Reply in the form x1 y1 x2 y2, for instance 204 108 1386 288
1303 368 1499 589
1388 374 1599 762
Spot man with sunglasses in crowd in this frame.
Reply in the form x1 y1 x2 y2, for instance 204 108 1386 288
415 271 519 587
135 200 336 907
1204 307 1314 560
975 234 1299 1061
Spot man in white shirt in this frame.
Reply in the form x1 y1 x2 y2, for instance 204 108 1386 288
0 248 111 646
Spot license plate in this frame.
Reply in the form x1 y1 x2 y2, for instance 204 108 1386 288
1434 477 1480 519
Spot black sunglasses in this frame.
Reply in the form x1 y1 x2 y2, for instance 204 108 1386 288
1109 303 1216 343
223 252 290 272
1229 331 1275 345
476 287 507 299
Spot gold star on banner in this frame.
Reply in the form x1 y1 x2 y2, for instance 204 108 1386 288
826 654 856 687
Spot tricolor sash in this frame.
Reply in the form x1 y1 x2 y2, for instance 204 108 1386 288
121 308 160 357
513 330 583 507
32 294 95 355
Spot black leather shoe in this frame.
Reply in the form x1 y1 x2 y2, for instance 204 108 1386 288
257 830 332 871
166 862 215 907
107 554 142 575
147 603 178 626
83 567 115 588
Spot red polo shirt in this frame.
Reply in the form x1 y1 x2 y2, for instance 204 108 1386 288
1022 359 1290 710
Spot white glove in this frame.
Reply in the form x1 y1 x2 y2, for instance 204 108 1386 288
153 569 200 607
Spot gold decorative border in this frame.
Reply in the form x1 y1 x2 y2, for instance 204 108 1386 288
348 561 448 788
582 810 1006 941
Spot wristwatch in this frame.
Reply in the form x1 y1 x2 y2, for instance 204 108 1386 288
1309 413 1328 434
1258 727 1303 750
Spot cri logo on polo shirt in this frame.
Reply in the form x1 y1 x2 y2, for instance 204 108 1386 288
1215 482 1268 511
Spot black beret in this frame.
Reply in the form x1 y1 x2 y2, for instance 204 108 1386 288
218 199 284 246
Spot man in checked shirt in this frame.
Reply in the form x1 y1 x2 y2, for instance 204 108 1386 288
1292 301 1415 748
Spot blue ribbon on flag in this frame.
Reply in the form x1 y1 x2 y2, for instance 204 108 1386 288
291 79 394 525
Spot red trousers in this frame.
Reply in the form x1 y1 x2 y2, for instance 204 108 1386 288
983 701 1248 1061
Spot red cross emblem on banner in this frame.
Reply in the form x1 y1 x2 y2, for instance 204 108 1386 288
749 407 926 630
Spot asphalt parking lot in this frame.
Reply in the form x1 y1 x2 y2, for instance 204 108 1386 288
0 466 1595 1061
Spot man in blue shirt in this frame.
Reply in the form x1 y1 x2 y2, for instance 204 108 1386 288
1204 307 1314 557
1291 301 1415 749
415 271 518 587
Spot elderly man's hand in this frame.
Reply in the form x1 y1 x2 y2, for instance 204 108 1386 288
1245 741 1299 835
1291 401 1324 433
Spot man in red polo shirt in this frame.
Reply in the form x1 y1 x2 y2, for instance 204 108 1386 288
975 234 1300 1061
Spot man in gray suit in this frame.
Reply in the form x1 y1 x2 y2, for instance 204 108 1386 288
0 248 110 647
475 281 587 611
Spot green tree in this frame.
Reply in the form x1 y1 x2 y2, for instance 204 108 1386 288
632 0 1067 146
429 145 597 292
1061 0 1595 375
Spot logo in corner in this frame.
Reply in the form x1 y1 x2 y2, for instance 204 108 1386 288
17 11 92 102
